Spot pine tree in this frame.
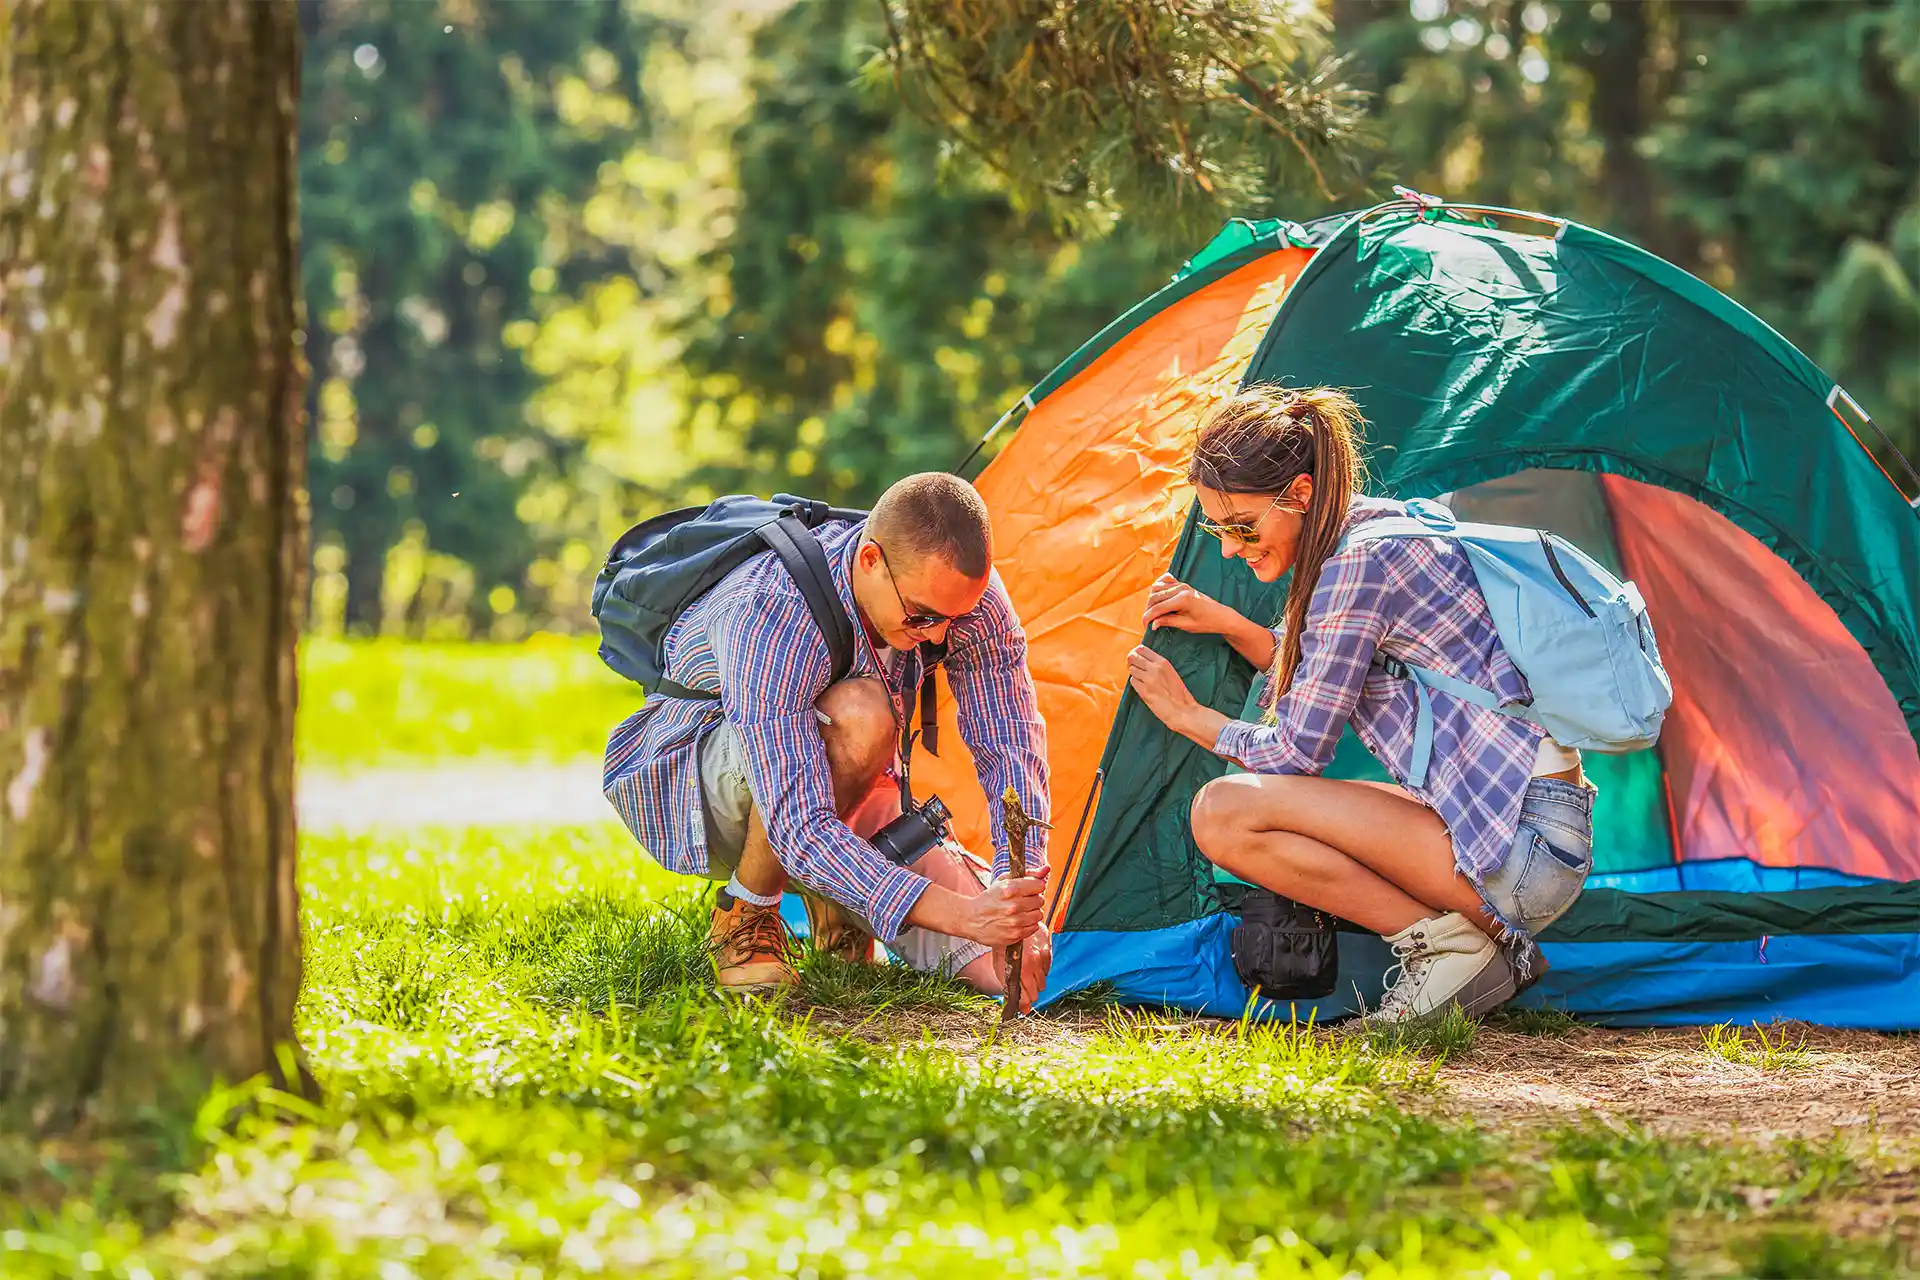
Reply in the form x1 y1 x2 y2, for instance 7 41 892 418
678 0 1177 505
299 0 666 630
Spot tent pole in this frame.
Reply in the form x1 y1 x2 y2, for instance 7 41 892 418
1045 767 1105 927
952 393 1035 478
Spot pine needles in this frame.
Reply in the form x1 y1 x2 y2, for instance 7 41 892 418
872 0 1368 237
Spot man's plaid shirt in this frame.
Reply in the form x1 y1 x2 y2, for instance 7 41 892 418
1215 497 1545 883
603 519 1050 941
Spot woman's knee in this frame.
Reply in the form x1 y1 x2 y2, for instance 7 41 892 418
1191 778 1252 865
1191 775 1302 869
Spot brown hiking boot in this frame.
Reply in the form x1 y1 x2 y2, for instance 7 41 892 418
801 891 878 965
709 893 797 994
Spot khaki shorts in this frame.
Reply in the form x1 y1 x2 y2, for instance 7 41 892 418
697 720 990 976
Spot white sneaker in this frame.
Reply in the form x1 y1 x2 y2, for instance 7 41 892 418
1365 912 1516 1024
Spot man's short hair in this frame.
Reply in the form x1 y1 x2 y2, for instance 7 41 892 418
867 473 993 579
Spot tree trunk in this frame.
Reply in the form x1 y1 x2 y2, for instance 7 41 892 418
0 0 306 1132
1579 0 1697 269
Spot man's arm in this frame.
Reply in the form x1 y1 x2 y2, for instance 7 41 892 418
942 572 1051 879
710 591 930 940
712 589 1045 945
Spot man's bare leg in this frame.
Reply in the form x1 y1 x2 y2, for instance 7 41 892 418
712 677 906 989
799 677 898 961
730 803 786 900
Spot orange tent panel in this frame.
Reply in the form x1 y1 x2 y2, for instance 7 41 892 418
1601 474 1920 880
909 249 1314 912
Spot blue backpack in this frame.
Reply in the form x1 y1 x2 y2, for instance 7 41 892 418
592 495 867 701
1341 498 1672 787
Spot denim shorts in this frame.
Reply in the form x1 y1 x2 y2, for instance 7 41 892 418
1476 776 1596 939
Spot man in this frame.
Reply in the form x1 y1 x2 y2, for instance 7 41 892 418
603 473 1052 1006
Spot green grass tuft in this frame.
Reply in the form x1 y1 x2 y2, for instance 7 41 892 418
1701 1021 1815 1071
1359 1004 1480 1063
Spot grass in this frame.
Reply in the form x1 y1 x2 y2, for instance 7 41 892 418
4 822 1909 1278
1700 1022 1815 1072
297 635 638 769
3 640 1911 1276
1360 1005 1480 1063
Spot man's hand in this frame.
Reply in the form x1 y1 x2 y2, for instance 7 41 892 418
994 921 1053 1014
905 873 1045 946
962 874 1047 946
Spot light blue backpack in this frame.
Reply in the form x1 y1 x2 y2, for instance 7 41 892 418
1341 498 1672 787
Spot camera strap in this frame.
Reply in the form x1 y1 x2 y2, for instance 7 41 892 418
897 642 945 809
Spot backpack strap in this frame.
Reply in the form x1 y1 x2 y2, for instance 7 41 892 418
651 511 855 702
1376 655 1536 789
897 643 946 807
1336 502 1541 787
757 512 858 687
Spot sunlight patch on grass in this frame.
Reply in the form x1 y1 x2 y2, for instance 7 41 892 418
298 636 638 769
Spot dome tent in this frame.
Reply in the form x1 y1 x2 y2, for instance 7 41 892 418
908 197 1920 1028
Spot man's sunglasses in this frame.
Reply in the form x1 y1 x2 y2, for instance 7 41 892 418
873 542 952 630
1199 494 1297 545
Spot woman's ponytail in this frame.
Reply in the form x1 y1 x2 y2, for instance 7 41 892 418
1186 385 1367 700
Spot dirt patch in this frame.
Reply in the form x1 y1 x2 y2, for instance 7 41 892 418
1434 1023 1920 1149
815 1006 1919 1160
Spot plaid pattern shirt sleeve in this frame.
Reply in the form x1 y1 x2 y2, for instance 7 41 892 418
709 587 930 941
942 571 1051 879
1215 549 1390 775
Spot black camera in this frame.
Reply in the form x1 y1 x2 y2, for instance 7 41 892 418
871 793 954 867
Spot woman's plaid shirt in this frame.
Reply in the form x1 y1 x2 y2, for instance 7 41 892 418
603 520 1050 941
1214 497 1545 884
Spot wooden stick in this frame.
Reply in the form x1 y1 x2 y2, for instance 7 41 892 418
998 787 1045 1030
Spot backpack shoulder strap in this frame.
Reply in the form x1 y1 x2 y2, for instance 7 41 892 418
757 512 857 686
1336 500 1457 553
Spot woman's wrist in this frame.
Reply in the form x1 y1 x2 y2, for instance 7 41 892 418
1179 704 1231 751
1223 611 1278 669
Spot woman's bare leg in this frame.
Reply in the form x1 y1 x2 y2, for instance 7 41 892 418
1191 773 1494 936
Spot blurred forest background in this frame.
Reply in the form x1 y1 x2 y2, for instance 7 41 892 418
298 0 1920 641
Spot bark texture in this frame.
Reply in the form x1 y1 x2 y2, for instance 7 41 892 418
0 0 306 1132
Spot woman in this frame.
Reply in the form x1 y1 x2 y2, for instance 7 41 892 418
1125 385 1595 1022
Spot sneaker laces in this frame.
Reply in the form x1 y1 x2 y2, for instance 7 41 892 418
731 906 790 960
1374 932 1431 1020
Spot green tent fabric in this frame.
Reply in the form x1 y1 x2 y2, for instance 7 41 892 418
1055 204 1920 981
1253 209 1920 732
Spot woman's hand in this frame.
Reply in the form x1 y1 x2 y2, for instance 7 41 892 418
1143 574 1231 635
1142 574 1278 669
1127 646 1229 748
1127 644 1195 721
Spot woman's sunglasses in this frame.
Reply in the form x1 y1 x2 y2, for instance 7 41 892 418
1199 494 1297 545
